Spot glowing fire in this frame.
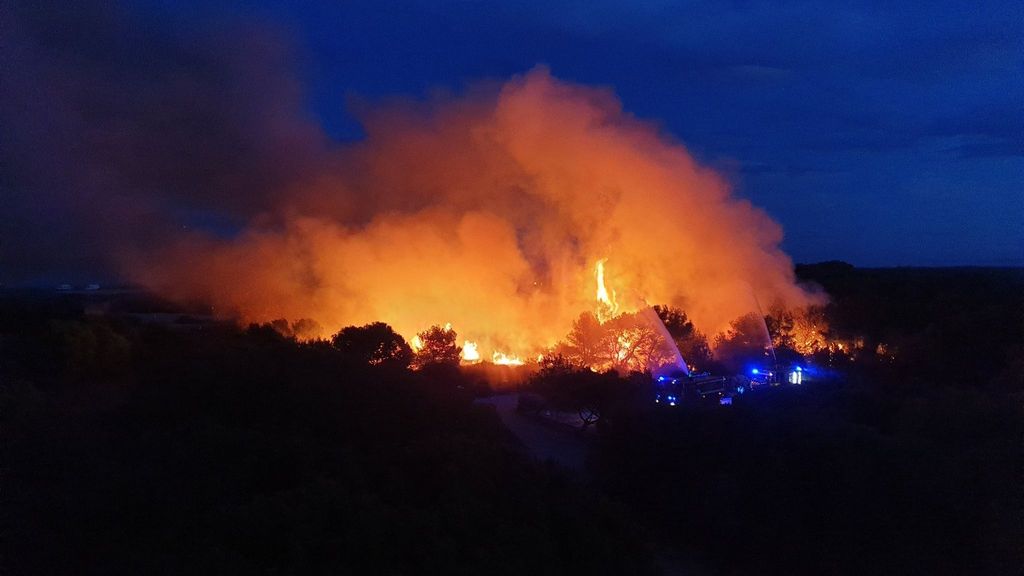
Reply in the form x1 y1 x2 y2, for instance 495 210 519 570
462 340 481 362
595 258 619 323
492 351 525 366
616 334 632 363
135 69 826 363
790 310 827 355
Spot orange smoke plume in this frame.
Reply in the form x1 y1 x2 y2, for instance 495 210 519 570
133 67 821 360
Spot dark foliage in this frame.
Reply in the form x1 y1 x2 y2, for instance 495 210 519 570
527 357 650 431
331 321 413 368
713 312 774 372
795 264 1024 388
3 264 1022 576
653 305 714 369
593 384 1023 575
1 299 654 575
590 266 1024 575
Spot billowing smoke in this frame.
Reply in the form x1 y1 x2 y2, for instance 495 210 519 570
135 68 820 356
3 2 821 359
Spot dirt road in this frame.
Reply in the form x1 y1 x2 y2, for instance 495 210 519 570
475 393 593 474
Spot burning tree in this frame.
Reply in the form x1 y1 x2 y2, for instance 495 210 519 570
411 324 462 369
766 304 829 356
765 305 796 350
604 313 675 374
789 306 829 355
557 310 676 374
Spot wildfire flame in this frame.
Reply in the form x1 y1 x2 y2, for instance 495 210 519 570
134 68 824 360
462 340 481 362
595 258 619 323
616 334 632 363
410 335 424 352
492 351 525 366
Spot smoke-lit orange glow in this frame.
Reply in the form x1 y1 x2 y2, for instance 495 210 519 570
133 67 822 362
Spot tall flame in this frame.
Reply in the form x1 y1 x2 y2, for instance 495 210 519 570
595 258 620 323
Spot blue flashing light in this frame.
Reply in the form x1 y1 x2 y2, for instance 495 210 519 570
796 366 802 372
658 376 666 382
751 368 759 375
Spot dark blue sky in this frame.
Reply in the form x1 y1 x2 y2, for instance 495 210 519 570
3 0 1022 280
200 0 1024 266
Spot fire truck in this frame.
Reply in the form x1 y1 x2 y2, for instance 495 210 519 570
654 370 732 406
654 364 808 407
746 365 804 387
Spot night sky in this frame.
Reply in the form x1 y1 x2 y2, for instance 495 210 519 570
3 0 1022 284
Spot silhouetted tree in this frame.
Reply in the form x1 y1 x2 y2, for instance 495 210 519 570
765 304 796 350
269 318 294 337
560 312 612 367
528 364 641 430
247 322 295 346
529 365 600 429
537 352 583 375
714 313 772 370
331 322 413 368
291 318 323 340
265 318 323 340
653 305 714 369
412 324 461 368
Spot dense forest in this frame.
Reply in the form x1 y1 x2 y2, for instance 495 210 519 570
3 265 1022 574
